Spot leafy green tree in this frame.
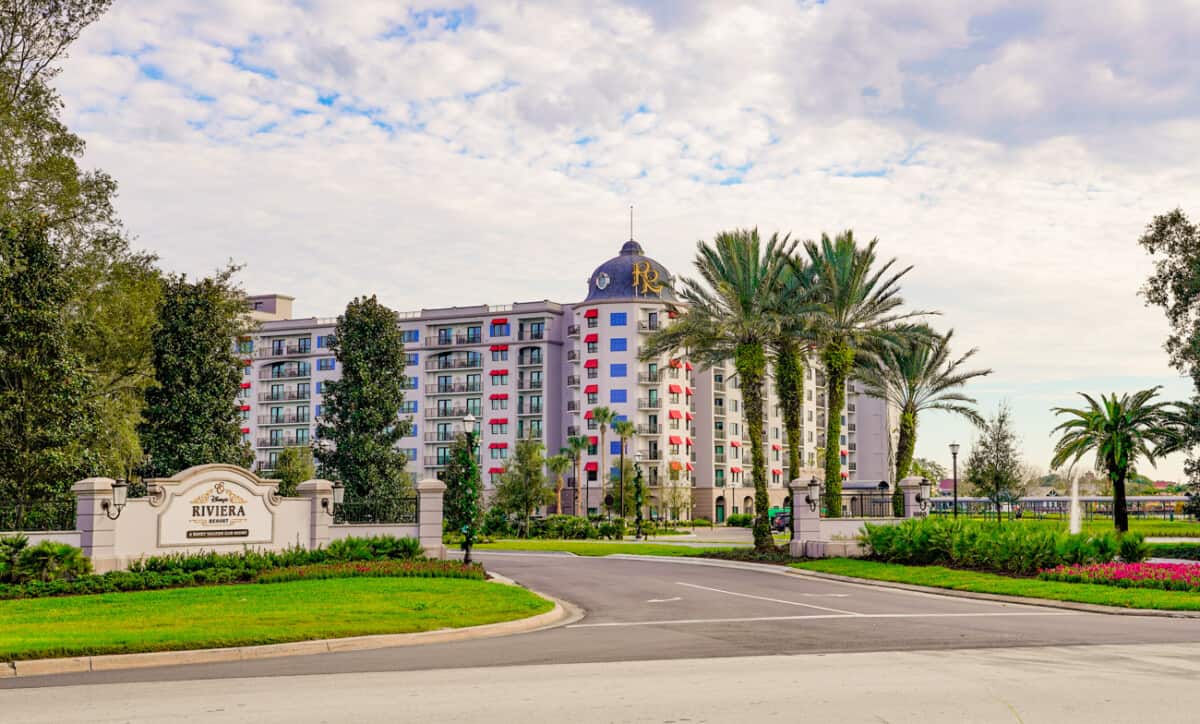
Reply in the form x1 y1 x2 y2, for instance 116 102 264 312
591 406 616 511
909 457 947 485
964 403 1024 523
314 295 412 502
139 268 253 476
800 231 928 516
546 453 572 514
1051 388 1178 533
493 437 553 537
442 432 482 563
0 215 98 524
564 435 589 515
607 458 638 518
269 446 315 497
611 419 636 517
643 229 794 551
855 327 990 512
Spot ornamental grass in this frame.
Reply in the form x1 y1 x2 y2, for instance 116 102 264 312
254 560 485 584
1039 562 1200 592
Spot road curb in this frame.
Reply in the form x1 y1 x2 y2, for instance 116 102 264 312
4 580 577 678
605 553 1200 619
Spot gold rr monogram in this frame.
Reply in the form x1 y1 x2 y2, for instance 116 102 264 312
632 261 663 295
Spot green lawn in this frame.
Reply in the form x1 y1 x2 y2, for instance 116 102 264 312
792 558 1200 612
0 577 552 662
475 540 741 556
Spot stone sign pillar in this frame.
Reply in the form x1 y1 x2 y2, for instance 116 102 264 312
416 478 447 560
789 479 821 558
73 477 119 573
899 476 923 519
296 479 335 550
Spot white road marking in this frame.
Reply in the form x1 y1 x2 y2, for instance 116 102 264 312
647 597 682 603
568 611 1081 628
676 581 862 615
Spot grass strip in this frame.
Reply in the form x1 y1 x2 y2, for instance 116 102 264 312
475 540 742 556
0 577 551 662
791 558 1200 612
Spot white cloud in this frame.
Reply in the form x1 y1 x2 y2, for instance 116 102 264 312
55 0 1200 478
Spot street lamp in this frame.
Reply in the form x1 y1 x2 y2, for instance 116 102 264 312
101 479 129 520
949 442 960 518
916 477 932 513
462 413 480 564
633 452 645 540
321 481 346 516
805 476 820 512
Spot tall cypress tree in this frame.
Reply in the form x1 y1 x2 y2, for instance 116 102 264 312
442 432 482 563
314 295 411 500
0 214 98 524
139 268 253 476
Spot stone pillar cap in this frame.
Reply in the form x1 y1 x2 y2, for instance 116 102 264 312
416 478 447 493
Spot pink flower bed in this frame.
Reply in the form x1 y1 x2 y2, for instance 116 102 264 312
1039 562 1200 592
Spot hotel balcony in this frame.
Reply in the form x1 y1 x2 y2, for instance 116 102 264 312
713 429 726 440
639 450 663 461
257 413 310 425
518 328 545 341
433 336 455 347
425 381 482 394
423 456 449 467
517 378 543 390
257 435 308 448
425 354 483 371
638 319 660 331
567 324 580 338
566 350 579 362
424 430 463 442
714 381 726 391
567 425 580 436
425 406 471 420
566 400 580 412
518 355 544 367
638 372 659 384
518 405 544 416
713 407 725 417
259 365 310 380
714 453 726 463
456 334 483 345
637 424 660 435
258 390 311 402
567 375 581 387
637 398 661 410
254 344 313 359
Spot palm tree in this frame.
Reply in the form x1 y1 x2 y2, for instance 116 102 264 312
564 435 590 516
1051 387 1178 533
591 406 617 514
546 453 572 514
642 228 795 551
855 326 992 513
800 231 929 517
770 256 819 498
612 419 637 518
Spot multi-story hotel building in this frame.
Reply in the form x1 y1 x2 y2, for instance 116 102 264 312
239 239 896 523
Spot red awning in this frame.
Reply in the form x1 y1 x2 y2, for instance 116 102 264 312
491 369 509 376
584 309 598 318
841 471 849 478
686 462 694 471
771 443 782 451
730 440 741 447
685 362 694 371
242 358 252 366
489 344 508 351
731 466 743 473
668 410 683 419
240 427 249 434
668 384 682 394
491 318 508 325
488 467 504 474
668 435 683 445
685 437 693 446
685 412 694 420
588 436 598 445
489 442 508 449
772 468 782 475
669 461 683 471
668 359 682 368
489 393 508 400
240 404 251 411
584 410 594 419
584 384 598 393
584 359 598 368
489 418 508 425
584 333 599 343
240 382 251 389
585 461 599 471
840 449 848 455
685 387 693 396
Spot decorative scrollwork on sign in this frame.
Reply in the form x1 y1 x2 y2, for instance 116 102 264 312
267 489 282 506
148 484 166 507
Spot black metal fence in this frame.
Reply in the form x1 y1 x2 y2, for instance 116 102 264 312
334 496 419 525
0 501 77 531
828 491 896 518
929 496 1192 521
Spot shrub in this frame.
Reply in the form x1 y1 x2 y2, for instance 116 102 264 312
700 546 797 564
0 534 29 583
861 517 1120 576
482 506 515 537
14 541 92 583
255 560 485 584
539 515 597 540
725 513 753 528
1148 543 1200 561
1118 533 1150 563
597 519 626 540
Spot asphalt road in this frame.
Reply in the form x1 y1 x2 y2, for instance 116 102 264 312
6 552 1200 693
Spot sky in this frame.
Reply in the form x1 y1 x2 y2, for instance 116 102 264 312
57 1 1200 480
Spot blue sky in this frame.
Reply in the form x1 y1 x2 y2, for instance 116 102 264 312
58 0 1200 479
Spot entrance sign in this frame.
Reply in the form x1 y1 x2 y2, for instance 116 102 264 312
148 465 280 547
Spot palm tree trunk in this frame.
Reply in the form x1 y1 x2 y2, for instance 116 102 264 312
599 429 608 517
556 473 563 513
736 342 772 551
776 339 804 480
619 441 626 519
893 408 916 516
823 342 854 517
1113 467 1129 533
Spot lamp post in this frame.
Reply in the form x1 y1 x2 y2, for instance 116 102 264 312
633 452 645 540
949 442 960 519
462 413 480 565
805 476 820 512
101 479 129 520
321 481 346 516
916 477 932 513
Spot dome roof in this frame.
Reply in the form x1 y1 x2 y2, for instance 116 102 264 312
584 239 676 302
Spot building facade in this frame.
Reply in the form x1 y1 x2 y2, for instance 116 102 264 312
239 239 895 522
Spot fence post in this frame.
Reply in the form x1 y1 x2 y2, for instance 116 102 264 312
72 477 119 573
899 476 923 519
789 479 821 558
296 479 334 550
416 478 447 560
